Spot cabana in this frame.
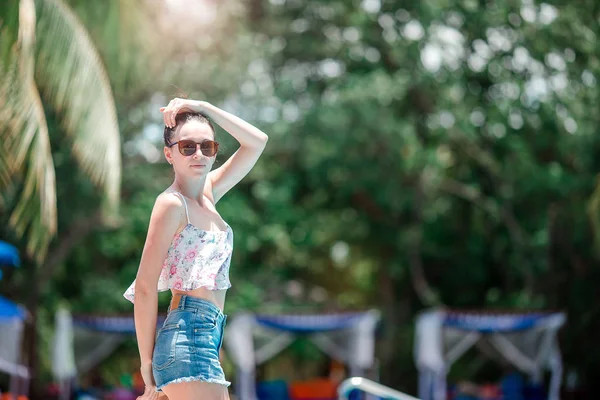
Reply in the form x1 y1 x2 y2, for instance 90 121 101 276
55 314 167 375
414 309 566 400
224 310 381 400
0 241 27 396
52 310 379 399
48 312 168 399
0 295 29 396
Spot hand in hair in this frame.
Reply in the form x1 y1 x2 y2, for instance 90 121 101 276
160 98 205 128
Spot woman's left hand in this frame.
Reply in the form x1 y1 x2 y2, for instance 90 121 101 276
136 385 163 400
160 98 205 128
136 363 165 399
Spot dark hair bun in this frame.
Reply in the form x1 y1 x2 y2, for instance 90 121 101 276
163 112 216 146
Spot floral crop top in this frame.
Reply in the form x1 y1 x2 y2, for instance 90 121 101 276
123 192 233 303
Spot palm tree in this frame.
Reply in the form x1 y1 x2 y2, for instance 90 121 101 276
0 0 121 264
1 1 122 392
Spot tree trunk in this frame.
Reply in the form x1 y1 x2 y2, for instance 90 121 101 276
409 175 439 307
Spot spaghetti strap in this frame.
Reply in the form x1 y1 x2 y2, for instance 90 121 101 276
173 192 191 224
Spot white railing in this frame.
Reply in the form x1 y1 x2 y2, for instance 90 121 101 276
337 377 421 400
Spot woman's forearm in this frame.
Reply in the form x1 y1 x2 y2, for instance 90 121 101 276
134 289 159 365
196 101 268 149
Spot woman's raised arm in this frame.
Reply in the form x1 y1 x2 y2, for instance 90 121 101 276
161 99 268 203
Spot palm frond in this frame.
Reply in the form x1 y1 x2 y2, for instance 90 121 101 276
34 0 121 218
0 0 121 262
69 0 158 95
0 0 56 261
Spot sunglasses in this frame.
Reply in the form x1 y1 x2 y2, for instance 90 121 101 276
168 140 219 157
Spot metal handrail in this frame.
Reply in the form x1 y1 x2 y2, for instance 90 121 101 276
338 377 421 400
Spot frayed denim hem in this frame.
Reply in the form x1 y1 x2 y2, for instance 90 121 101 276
156 375 231 391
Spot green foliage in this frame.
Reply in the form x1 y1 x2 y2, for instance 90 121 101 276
238 0 600 388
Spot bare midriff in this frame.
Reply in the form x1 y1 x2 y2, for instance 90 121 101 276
171 287 227 311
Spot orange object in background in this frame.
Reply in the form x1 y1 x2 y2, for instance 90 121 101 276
289 378 337 400
1 395 28 400
133 370 144 391
329 360 346 384
479 383 501 399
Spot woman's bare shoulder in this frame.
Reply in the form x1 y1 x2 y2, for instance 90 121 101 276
150 191 186 221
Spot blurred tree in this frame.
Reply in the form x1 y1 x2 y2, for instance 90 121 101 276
0 0 121 261
0 0 122 393
240 0 600 392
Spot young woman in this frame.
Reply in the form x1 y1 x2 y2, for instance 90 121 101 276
124 97 268 400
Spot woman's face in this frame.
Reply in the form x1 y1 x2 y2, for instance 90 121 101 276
164 120 216 177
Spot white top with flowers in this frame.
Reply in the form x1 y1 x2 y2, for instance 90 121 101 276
123 193 233 303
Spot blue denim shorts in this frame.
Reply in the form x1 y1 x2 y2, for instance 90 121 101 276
152 295 230 391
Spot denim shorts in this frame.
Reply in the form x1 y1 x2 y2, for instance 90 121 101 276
152 295 230 391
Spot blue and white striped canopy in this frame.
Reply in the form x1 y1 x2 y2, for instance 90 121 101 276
443 311 561 333
255 312 368 332
73 314 167 333
71 312 374 334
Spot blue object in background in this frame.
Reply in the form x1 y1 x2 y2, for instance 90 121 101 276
0 240 20 281
501 371 524 400
523 383 546 400
347 388 387 400
0 240 20 266
257 380 290 400
0 294 26 322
